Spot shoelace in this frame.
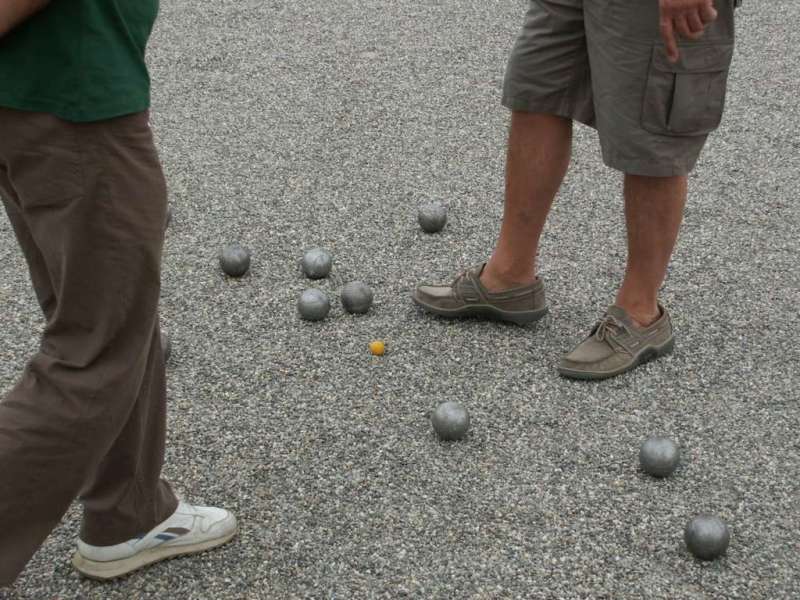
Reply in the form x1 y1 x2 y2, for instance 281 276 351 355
450 269 471 302
594 314 624 342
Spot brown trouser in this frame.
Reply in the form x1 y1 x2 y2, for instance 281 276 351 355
0 108 178 585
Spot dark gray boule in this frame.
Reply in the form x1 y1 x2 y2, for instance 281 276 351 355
298 289 330 321
161 331 171 363
431 401 470 441
684 514 730 560
418 202 447 233
302 248 333 279
639 436 680 477
219 244 251 277
341 281 373 314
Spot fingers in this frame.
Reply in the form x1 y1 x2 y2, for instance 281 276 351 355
675 14 704 40
659 0 720 64
659 18 680 63
699 1 719 24
686 11 706 35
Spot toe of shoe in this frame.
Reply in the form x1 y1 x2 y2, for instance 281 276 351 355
557 357 588 375
414 284 441 299
558 353 632 379
411 285 441 307
207 510 237 539
413 284 460 308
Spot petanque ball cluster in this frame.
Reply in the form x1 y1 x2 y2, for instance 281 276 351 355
297 249 374 320
166 204 731 565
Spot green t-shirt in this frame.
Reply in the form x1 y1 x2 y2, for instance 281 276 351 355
0 1 159 122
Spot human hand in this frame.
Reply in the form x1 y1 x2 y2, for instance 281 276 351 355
659 0 718 63
0 0 50 38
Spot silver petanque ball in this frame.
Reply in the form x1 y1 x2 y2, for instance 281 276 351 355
301 248 333 279
418 202 447 233
639 436 680 478
219 244 251 277
431 401 470 441
684 514 730 561
298 289 331 321
341 281 373 314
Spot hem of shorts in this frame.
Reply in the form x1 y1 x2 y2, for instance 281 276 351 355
501 94 595 129
0 96 150 123
602 145 699 177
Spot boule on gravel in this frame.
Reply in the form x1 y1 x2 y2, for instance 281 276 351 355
301 248 333 280
431 401 470 441
418 202 447 233
684 514 731 561
341 281 373 314
219 244 251 277
639 436 680 478
298 289 331 321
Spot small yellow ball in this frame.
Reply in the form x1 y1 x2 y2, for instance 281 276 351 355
369 340 386 356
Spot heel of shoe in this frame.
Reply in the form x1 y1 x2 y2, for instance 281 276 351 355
504 306 549 326
656 337 675 357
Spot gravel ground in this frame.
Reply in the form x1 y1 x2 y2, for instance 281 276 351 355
2 1 799 598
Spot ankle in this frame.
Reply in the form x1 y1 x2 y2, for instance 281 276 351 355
616 300 660 328
481 261 537 292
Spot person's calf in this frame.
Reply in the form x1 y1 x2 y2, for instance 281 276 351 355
617 173 687 327
480 112 572 293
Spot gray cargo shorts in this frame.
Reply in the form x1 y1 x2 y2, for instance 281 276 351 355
502 0 737 176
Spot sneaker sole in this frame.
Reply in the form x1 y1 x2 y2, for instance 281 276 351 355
71 526 238 580
557 337 675 381
412 293 548 326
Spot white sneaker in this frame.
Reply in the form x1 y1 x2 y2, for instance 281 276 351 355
72 501 238 580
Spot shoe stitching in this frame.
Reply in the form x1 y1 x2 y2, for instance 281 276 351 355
452 266 539 306
594 315 669 355
451 268 482 304
450 270 469 303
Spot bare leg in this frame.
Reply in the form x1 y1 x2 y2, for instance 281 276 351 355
480 112 573 292
616 174 688 327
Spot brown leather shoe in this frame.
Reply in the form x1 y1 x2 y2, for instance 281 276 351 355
412 264 547 325
558 304 674 380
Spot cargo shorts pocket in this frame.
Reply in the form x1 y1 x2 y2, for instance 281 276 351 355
641 43 734 136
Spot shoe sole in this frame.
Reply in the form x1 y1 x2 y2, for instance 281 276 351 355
71 526 238 581
412 293 548 326
557 337 675 381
